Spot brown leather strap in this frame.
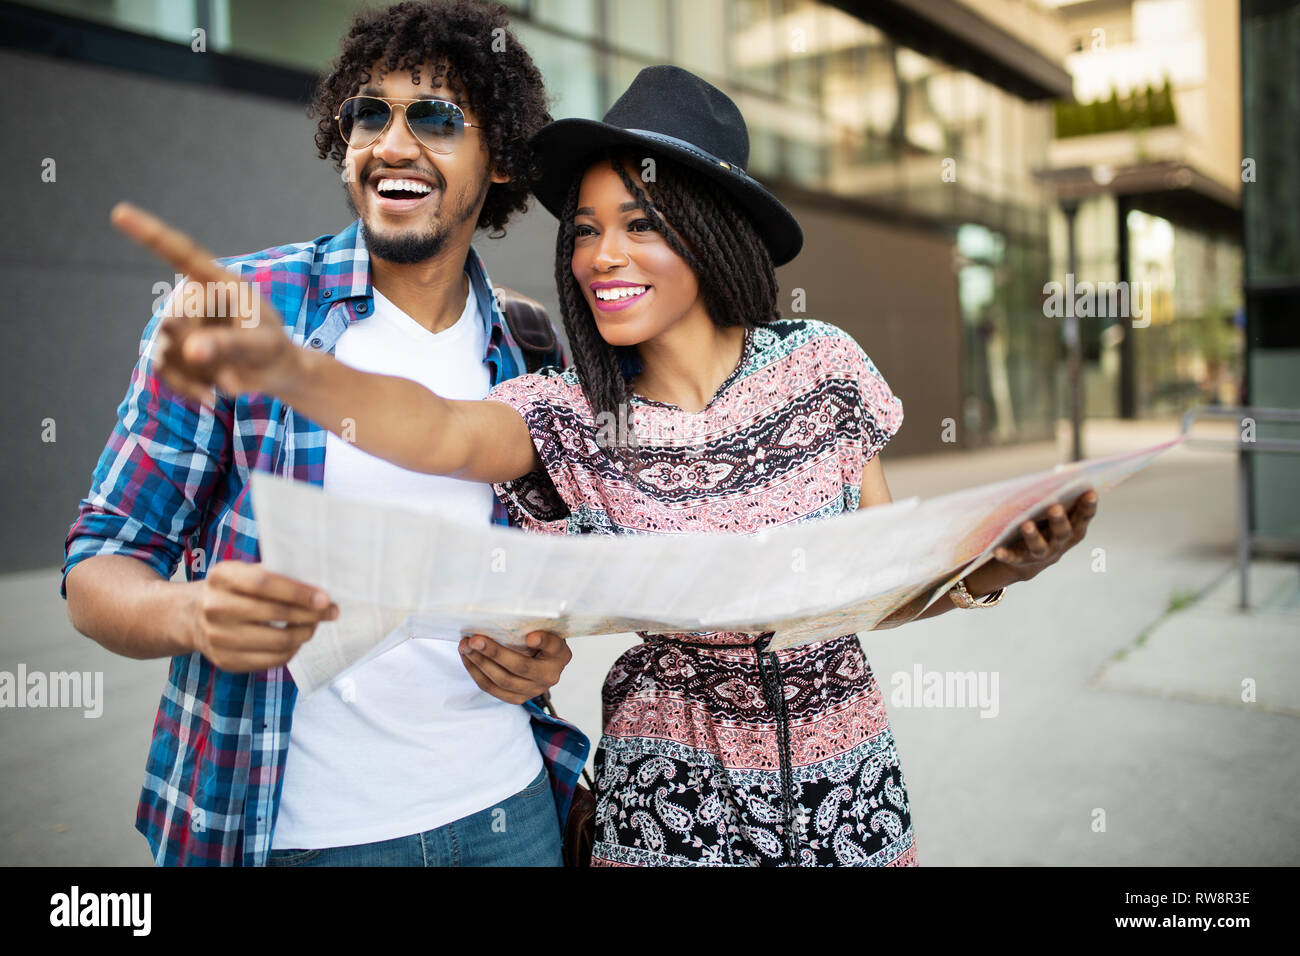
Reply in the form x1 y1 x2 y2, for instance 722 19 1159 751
496 286 558 371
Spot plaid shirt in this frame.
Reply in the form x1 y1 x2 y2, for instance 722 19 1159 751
61 221 590 866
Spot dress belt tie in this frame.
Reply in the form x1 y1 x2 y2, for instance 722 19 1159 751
755 632 798 866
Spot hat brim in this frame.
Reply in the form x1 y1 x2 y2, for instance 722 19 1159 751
529 119 803 267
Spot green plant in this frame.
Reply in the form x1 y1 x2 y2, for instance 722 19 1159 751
1167 588 1199 614
1053 77 1179 138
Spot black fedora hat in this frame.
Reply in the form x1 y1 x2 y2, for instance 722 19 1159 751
529 65 803 266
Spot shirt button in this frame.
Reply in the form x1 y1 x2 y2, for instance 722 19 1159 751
356 302 369 314
310 337 322 348
322 289 332 299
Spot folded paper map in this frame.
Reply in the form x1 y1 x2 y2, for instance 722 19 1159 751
249 438 1181 696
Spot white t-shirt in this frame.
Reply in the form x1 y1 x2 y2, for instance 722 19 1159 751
272 280 543 850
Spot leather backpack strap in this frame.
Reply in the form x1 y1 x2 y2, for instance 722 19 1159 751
495 286 558 373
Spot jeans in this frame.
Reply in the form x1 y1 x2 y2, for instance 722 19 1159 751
266 768 562 866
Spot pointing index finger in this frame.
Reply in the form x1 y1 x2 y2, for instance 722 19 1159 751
110 201 238 291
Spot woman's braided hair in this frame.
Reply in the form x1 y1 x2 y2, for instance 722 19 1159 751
555 147 780 471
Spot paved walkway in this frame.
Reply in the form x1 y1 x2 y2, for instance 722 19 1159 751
3 419 1296 864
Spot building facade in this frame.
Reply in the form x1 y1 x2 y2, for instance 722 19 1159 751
1040 0 1245 428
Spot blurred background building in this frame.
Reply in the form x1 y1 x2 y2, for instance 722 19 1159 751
1040 0 1243 425
0 0 1293 573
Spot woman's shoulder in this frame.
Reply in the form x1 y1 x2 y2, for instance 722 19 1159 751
486 364 585 408
756 319 900 425
754 318 881 374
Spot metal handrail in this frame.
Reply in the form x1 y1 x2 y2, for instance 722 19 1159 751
1180 406 1300 609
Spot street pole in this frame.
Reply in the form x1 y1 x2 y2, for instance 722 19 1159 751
1117 194 1135 419
1062 199 1083 462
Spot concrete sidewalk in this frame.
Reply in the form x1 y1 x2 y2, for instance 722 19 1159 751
1094 560 1300 718
3 419 1296 865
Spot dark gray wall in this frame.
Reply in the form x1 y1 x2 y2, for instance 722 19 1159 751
773 199 961 460
1 49 959 575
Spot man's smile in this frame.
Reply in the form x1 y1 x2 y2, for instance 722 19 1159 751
366 168 442 215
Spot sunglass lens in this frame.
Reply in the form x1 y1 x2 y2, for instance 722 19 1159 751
340 97 390 147
407 101 464 152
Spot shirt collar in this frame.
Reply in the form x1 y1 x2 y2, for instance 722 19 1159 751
464 244 507 346
315 219 372 303
316 220 506 347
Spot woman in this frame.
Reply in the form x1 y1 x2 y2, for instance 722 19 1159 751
135 66 1097 866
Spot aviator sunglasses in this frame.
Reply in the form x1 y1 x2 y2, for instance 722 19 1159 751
335 95 481 153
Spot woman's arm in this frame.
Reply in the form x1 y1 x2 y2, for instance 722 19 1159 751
280 349 540 483
874 563 1014 628
857 456 977 625
110 202 540 484
858 456 1098 627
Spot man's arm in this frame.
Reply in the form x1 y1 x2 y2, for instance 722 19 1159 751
66 554 337 671
66 555 199 659
63 215 337 671
61 276 232 651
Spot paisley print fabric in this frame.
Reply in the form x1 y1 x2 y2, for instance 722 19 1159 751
486 319 916 866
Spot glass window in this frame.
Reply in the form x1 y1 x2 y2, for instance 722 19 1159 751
959 225 1056 445
16 0 603 76
731 0 780 95
513 21 602 120
786 45 819 110
898 48 947 154
672 0 728 81
225 0 358 73
16 0 223 50
606 0 668 59
21 0 1059 255
780 118 827 187
534 0 598 40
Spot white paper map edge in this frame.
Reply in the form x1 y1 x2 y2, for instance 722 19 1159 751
250 437 1182 695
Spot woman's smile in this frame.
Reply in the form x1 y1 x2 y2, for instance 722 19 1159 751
590 280 651 312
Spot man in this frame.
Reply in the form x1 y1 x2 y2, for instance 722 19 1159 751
61 0 586 866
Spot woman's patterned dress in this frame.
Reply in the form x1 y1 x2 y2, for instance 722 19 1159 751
487 319 917 866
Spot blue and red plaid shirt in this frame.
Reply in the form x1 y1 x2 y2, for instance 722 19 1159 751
61 220 590 866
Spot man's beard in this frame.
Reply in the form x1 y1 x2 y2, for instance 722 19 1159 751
346 173 489 265
362 221 450 264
